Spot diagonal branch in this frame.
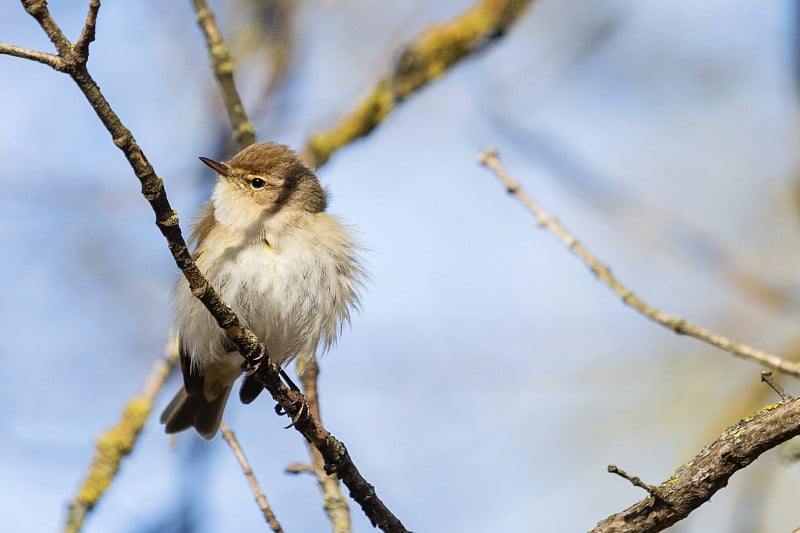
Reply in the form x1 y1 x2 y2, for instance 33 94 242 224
477 147 800 377
8 1 408 531
302 0 533 169
592 395 800 532
65 347 178 533
191 0 256 150
296 357 352 533
220 421 285 533
22 0 72 56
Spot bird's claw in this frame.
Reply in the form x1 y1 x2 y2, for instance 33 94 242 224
274 393 307 429
240 349 266 376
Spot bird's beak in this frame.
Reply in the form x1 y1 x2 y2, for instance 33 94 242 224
199 156 231 178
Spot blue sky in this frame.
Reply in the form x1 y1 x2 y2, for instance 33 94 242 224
1 1 799 532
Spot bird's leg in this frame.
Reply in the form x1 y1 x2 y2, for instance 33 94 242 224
280 368 301 392
274 371 307 428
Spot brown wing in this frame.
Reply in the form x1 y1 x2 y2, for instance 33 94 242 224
161 336 236 440
189 202 216 252
180 336 204 394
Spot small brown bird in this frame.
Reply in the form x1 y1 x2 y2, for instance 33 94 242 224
161 142 366 439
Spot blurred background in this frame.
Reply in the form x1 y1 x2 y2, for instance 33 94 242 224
2 0 800 531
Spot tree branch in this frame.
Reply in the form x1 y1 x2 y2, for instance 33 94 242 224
8 1 408 531
607 464 663 500
593 395 800 532
22 0 73 57
296 356 352 533
65 347 178 533
0 41 65 70
477 147 800 377
302 0 533 169
760 371 794 403
74 0 99 61
220 421 285 533
191 0 256 150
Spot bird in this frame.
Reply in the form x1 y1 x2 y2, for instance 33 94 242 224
160 142 366 440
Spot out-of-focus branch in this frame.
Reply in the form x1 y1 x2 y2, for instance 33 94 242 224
295 356 352 533
477 147 800 377
302 0 533 169
490 125 797 311
592 392 800 532
5 2 409 531
65 347 179 533
238 0 296 120
220 421 285 533
191 0 256 150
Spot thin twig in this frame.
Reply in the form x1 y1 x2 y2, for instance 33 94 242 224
607 464 664 501
65 346 179 533
7 2 408 531
190 0 256 150
302 0 533 168
592 398 800 532
477 147 800 378
0 42 64 70
297 356 352 533
286 463 315 474
761 371 794 403
220 421 285 533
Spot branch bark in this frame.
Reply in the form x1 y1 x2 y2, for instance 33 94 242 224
0 41 64 69
592 397 800 532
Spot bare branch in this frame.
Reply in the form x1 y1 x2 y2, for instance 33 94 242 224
592 397 800 532
0 41 65 70
286 463 315 475
190 0 256 150
477 147 800 377
607 464 664 500
22 0 73 58
761 371 794 403
220 421 285 533
65 347 179 533
302 0 533 169
297 356 352 533
74 0 100 62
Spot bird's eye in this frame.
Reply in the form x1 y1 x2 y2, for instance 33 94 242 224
251 178 265 189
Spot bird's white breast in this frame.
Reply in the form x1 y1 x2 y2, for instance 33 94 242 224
175 211 363 370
